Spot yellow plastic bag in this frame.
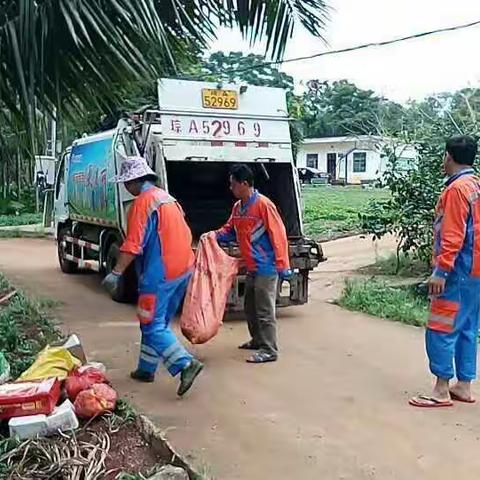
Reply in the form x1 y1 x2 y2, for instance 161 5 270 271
18 347 81 382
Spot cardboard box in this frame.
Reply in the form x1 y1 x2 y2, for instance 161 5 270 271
0 378 61 420
53 334 87 364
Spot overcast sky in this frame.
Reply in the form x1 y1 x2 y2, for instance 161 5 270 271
209 0 480 103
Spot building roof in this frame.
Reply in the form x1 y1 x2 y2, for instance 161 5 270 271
302 135 383 145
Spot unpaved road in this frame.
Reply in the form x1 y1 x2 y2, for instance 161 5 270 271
1 236 480 480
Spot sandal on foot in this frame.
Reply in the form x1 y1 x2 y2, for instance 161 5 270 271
246 352 277 364
238 340 259 350
409 395 453 408
449 390 476 404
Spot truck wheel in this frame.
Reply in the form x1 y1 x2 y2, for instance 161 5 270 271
57 228 78 274
105 242 138 303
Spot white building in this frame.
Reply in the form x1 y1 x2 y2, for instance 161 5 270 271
297 135 417 184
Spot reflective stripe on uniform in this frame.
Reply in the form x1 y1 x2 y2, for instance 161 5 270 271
428 298 459 333
140 351 159 364
428 313 455 333
164 348 187 369
137 308 152 322
251 224 266 242
147 193 176 217
160 343 178 362
141 344 158 356
429 313 455 326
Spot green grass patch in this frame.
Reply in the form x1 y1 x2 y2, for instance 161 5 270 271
0 213 42 227
0 273 60 378
362 253 430 278
338 278 428 327
0 229 49 239
302 186 389 241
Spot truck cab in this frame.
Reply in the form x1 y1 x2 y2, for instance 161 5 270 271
54 78 325 309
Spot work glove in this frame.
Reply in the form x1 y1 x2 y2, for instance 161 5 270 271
278 269 293 281
102 271 122 297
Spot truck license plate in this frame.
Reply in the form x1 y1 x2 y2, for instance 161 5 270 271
202 89 238 110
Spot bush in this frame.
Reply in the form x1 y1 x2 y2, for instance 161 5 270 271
0 274 60 378
338 279 428 327
0 213 42 227
360 92 480 265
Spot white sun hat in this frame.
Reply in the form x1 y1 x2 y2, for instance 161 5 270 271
111 156 157 183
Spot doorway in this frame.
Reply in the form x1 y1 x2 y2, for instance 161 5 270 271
327 153 337 180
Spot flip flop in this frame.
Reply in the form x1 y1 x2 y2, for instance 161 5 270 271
238 340 259 350
246 352 277 364
449 390 476 404
409 395 453 408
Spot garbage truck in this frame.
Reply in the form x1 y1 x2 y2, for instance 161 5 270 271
54 78 325 310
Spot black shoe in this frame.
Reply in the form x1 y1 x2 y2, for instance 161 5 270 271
177 359 204 397
130 369 155 383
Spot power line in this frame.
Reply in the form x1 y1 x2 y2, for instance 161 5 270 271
228 18 480 75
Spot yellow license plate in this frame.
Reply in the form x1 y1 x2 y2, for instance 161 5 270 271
202 89 238 110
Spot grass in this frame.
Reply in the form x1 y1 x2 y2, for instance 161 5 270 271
338 278 429 327
0 213 42 227
0 229 49 239
0 274 61 378
302 185 389 241
361 253 430 278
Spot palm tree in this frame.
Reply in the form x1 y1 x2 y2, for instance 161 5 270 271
0 0 329 156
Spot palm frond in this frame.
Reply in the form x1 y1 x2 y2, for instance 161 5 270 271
0 0 330 159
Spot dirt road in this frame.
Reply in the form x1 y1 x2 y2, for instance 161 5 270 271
1 236 480 480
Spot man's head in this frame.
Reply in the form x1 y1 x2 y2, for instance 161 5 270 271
230 164 254 200
444 135 478 176
112 156 157 197
124 174 157 196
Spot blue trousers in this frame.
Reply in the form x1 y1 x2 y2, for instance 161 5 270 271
138 272 193 376
426 278 480 381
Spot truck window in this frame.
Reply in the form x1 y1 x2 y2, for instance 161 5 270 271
55 154 66 200
116 131 137 157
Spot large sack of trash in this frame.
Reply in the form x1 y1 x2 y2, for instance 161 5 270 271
180 232 240 344
74 383 118 419
65 366 108 402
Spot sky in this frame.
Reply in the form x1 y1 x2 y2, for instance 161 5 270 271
208 0 480 103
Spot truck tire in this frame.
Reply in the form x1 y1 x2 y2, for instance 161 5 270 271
105 242 138 303
57 228 78 274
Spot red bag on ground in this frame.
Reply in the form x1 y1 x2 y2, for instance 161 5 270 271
0 378 61 420
65 367 108 402
74 383 117 419
181 232 240 344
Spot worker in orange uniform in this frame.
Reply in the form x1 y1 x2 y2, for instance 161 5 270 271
217 164 291 364
410 135 480 408
102 156 203 396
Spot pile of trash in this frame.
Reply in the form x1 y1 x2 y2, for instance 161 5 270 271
0 334 117 440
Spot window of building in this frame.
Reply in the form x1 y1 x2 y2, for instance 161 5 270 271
397 157 414 171
306 153 318 169
353 152 366 173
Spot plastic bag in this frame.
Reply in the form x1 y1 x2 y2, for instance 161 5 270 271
74 383 118 419
180 232 240 344
18 347 81 382
65 367 108 402
0 352 10 385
